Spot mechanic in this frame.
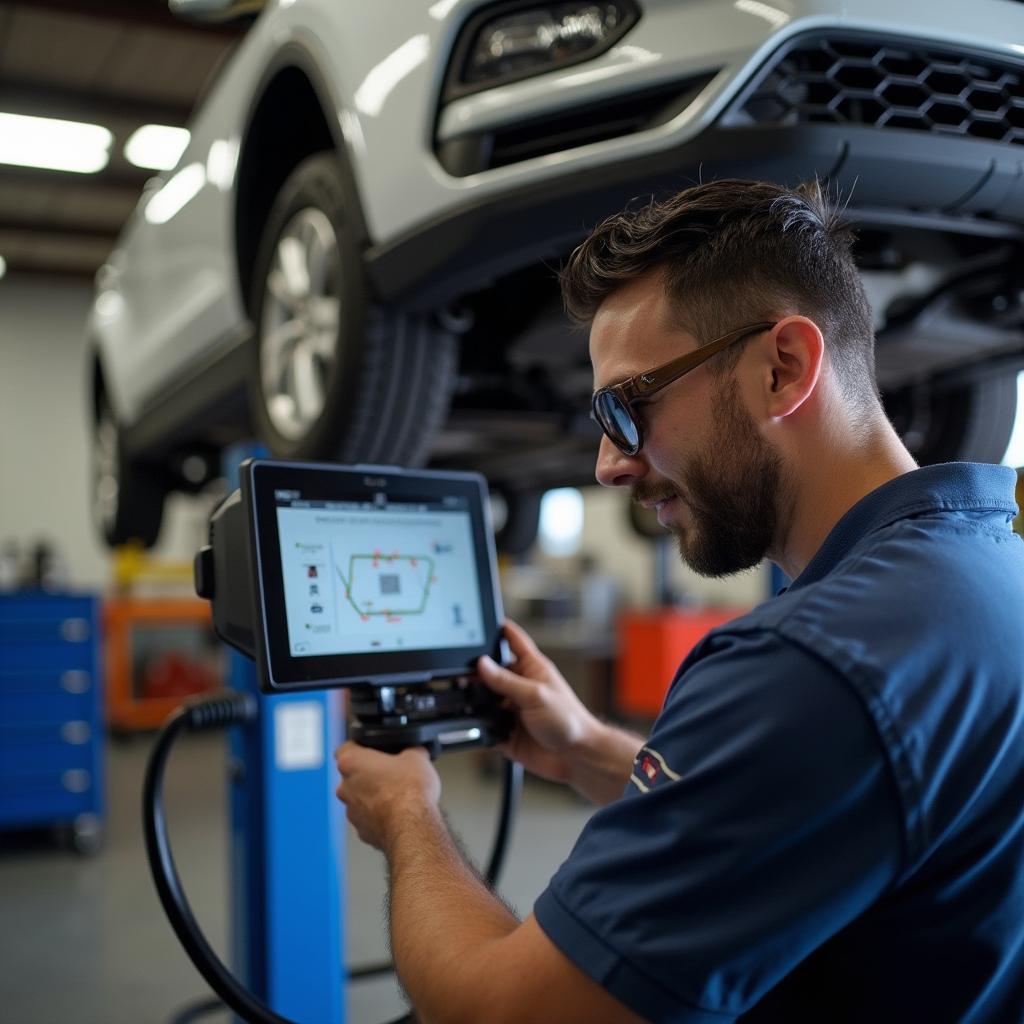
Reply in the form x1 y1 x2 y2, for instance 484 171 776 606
335 179 1024 1023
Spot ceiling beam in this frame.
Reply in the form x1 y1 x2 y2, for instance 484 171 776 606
0 0 247 38
0 240 113 270
2 265 98 282
0 164 149 194
0 220 120 243
0 78 194 128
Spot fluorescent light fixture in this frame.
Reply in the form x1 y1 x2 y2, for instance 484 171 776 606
124 124 191 171
144 162 206 225
1000 371 1024 468
0 255 6 280
0 112 112 174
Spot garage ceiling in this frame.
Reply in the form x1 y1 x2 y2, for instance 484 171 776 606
0 0 244 279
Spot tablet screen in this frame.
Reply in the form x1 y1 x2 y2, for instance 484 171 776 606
276 496 485 656
246 460 503 690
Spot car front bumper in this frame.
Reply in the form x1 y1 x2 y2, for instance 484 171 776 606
362 0 1024 303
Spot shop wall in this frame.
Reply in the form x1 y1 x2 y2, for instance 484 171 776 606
0 276 206 591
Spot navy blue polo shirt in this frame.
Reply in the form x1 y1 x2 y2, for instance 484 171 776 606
535 463 1024 1023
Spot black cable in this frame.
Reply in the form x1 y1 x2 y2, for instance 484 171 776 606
143 693 296 1024
484 756 523 886
348 962 398 981
147 693 523 1024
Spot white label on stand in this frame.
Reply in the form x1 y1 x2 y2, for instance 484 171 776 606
274 702 324 770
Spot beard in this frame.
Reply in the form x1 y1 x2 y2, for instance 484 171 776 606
634 378 784 578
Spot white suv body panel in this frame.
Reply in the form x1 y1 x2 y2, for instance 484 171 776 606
89 0 1024 423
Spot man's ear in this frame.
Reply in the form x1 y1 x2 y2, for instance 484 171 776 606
760 316 824 419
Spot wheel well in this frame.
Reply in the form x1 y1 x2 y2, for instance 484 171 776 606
235 66 336 313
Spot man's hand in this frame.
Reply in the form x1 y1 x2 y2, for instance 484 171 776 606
478 620 644 804
334 742 441 851
335 735 647 1024
477 619 601 784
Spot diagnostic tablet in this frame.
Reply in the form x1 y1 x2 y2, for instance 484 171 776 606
238 459 506 692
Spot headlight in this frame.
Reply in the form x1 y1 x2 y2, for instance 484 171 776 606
445 1 640 100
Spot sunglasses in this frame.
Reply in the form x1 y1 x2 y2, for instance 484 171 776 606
590 321 776 456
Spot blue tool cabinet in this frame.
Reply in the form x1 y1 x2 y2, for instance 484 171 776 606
0 592 104 852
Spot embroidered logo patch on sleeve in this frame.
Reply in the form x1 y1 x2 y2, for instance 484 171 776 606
630 746 681 792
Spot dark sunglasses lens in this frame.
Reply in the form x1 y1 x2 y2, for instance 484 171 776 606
595 392 639 453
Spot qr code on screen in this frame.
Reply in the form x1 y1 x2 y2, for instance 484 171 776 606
379 574 400 595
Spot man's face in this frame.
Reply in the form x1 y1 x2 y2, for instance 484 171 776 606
590 274 784 578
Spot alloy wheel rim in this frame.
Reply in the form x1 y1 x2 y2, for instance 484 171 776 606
259 207 343 441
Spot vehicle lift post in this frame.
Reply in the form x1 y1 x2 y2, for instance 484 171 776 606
223 444 346 1023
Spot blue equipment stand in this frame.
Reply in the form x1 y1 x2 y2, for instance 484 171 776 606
224 445 346 1023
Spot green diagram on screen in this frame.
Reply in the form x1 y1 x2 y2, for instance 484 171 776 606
335 551 437 623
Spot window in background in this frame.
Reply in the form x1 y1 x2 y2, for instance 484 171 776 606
539 487 584 558
1001 371 1024 469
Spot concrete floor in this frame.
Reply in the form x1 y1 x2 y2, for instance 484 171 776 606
0 732 595 1024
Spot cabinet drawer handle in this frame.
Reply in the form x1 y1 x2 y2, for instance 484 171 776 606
61 671 90 694
60 618 90 643
61 721 91 745
61 770 90 793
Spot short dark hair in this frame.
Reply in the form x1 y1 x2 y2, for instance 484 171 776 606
560 179 878 404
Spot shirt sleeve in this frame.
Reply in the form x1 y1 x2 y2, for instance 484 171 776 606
534 628 904 1024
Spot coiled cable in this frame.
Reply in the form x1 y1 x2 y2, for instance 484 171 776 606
145 692 523 1024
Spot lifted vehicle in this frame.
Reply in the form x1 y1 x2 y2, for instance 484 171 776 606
89 0 1024 550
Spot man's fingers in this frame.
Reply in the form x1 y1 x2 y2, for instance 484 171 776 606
335 739 386 774
501 619 543 660
477 655 537 705
399 746 432 767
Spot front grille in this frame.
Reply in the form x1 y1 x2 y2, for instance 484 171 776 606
727 35 1024 145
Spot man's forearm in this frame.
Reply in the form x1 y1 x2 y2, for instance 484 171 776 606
384 803 519 1024
567 720 646 805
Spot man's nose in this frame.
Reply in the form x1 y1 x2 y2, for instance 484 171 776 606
595 433 647 488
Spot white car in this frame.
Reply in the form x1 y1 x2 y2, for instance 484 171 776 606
89 0 1024 549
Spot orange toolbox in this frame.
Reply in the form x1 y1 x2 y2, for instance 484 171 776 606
104 598 219 732
616 608 747 717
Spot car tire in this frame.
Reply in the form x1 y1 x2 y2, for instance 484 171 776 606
491 486 543 555
249 152 456 467
884 374 1018 466
92 396 167 548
